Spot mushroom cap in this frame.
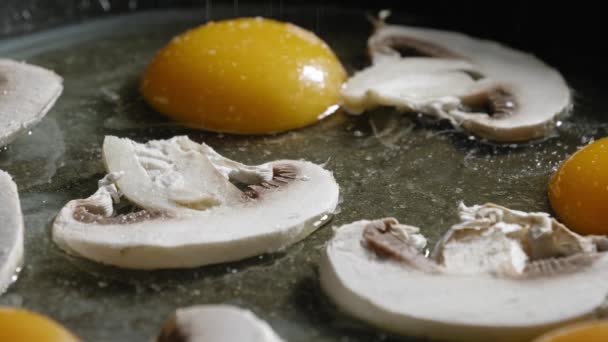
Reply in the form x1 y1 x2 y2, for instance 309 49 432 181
320 218 608 342
52 136 339 269
0 170 23 295
341 22 571 142
0 59 63 147
157 305 283 342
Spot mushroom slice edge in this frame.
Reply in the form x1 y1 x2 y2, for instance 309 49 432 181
0 170 24 295
157 305 284 342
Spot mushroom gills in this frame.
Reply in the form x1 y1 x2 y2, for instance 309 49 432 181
0 170 24 295
52 136 339 269
157 305 283 342
320 203 608 342
0 59 63 147
341 16 571 142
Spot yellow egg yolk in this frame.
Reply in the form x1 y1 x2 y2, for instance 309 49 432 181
533 320 608 342
141 17 346 134
549 137 608 235
0 307 79 341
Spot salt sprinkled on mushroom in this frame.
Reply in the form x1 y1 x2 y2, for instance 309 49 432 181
320 203 608 342
341 13 571 142
52 136 339 269
0 59 63 147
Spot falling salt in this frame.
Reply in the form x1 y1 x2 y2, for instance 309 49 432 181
98 281 108 288
98 0 111 11
10 267 22 284
353 130 364 137
313 214 331 227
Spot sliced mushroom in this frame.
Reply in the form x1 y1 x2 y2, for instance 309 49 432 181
0 170 23 295
156 305 283 342
320 203 608 342
0 59 63 147
341 16 571 142
52 136 339 269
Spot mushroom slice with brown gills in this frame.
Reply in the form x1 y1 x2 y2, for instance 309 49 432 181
320 203 608 342
157 305 284 342
52 136 339 269
0 59 63 147
341 15 570 142
0 170 24 295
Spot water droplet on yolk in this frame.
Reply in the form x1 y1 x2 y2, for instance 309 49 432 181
141 17 346 134
548 137 608 235
533 320 608 342
0 307 79 341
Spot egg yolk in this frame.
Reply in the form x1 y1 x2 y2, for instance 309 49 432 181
0 307 79 341
533 321 608 342
548 137 608 235
141 17 346 134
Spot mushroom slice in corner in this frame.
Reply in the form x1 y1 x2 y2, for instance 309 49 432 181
157 305 284 342
341 17 571 142
320 203 608 342
52 136 339 269
0 170 24 295
0 59 63 147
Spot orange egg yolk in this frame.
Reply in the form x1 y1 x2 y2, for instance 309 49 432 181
0 307 79 341
548 137 608 235
141 17 346 134
533 320 608 342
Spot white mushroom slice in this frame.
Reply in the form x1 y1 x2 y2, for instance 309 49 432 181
0 59 63 147
156 305 283 342
320 204 608 342
341 18 571 142
0 170 24 295
52 136 339 269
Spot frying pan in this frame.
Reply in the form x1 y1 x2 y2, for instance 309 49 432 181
0 1 606 341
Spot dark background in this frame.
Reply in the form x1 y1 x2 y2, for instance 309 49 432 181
1 1 604 67
0 1 605 88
